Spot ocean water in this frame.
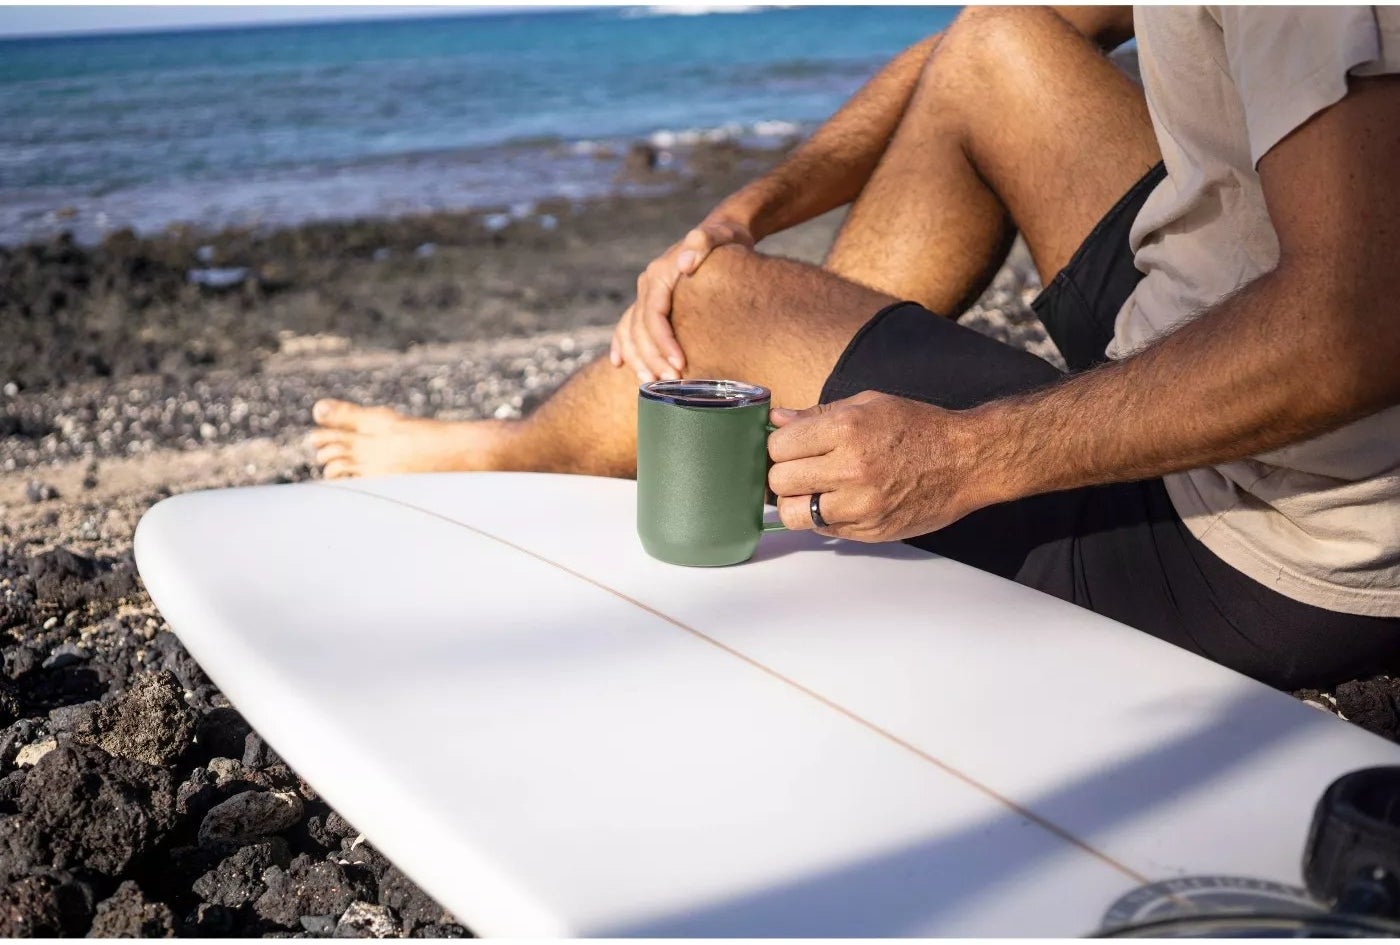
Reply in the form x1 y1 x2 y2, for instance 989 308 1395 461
0 5 958 245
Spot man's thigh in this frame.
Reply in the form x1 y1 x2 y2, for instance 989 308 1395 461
931 6 1161 283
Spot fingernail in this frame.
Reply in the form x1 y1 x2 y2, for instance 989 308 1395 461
313 402 327 421
677 250 697 271
661 370 679 381
667 356 684 371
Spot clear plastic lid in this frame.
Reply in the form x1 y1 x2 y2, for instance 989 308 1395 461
639 379 771 408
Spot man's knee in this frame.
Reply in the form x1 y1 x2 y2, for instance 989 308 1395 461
921 7 1080 94
671 244 760 329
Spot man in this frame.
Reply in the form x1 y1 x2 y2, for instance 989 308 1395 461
311 7 1400 691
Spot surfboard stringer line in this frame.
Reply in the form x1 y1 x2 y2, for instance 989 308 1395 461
322 481 1155 891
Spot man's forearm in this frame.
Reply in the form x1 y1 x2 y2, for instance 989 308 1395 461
972 264 1400 507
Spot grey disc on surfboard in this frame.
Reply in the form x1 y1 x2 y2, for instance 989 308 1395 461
134 472 1400 936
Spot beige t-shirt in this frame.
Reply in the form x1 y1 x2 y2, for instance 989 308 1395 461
1115 6 1400 616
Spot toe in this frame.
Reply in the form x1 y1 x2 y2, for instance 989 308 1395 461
313 398 404 433
312 398 362 430
323 456 359 480
308 428 346 450
316 442 352 467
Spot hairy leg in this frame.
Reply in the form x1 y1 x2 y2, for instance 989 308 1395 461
313 248 895 478
313 7 1161 479
826 6 1161 312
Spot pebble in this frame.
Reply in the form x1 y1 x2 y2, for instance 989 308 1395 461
334 900 399 938
25 480 59 503
15 737 57 766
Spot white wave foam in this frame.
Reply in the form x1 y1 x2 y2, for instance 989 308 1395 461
646 119 802 149
622 5 768 19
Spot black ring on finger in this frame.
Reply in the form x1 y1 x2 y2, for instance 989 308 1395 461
810 493 829 529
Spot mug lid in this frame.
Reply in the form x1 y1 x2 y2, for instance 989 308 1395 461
639 379 772 408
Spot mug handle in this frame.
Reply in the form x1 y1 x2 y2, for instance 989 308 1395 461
762 421 787 532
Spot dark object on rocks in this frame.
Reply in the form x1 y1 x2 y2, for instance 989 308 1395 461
0 742 178 876
70 670 197 766
25 480 60 503
0 868 97 937
86 880 177 938
199 789 304 846
192 837 292 908
334 900 399 938
196 705 252 760
254 857 374 929
243 729 284 768
379 865 455 933
1335 679 1400 742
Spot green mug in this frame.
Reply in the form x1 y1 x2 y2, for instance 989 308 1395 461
637 379 787 567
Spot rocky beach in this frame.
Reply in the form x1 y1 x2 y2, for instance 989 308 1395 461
3 135 1400 938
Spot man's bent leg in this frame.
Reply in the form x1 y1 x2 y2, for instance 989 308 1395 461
313 247 896 479
825 7 1160 311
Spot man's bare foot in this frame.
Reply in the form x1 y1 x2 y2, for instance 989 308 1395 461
308 399 510 479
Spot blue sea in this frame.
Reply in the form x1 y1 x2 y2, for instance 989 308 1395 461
0 5 958 245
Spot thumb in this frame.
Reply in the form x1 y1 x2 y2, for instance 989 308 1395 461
676 227 718 274
770 402 828 427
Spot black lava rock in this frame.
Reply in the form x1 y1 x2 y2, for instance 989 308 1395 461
43 642 91 671
0 741 178 876
26 546 139 620
86 880 177 938
415 922 470 938
70 669 197 766
175 765 222 823
192 837 292 908
379 865 454 933
4 644 41 680
254 857 374 930
199 789 305 846
0 677 20 726
196 705 253 760
0 769 26 814
0 868 98 937
1335 679 1400 741
243 729 284 769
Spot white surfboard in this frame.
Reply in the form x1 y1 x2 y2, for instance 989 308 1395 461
134 472 1400 936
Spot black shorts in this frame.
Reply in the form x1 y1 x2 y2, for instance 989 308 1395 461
820 163 1400 691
